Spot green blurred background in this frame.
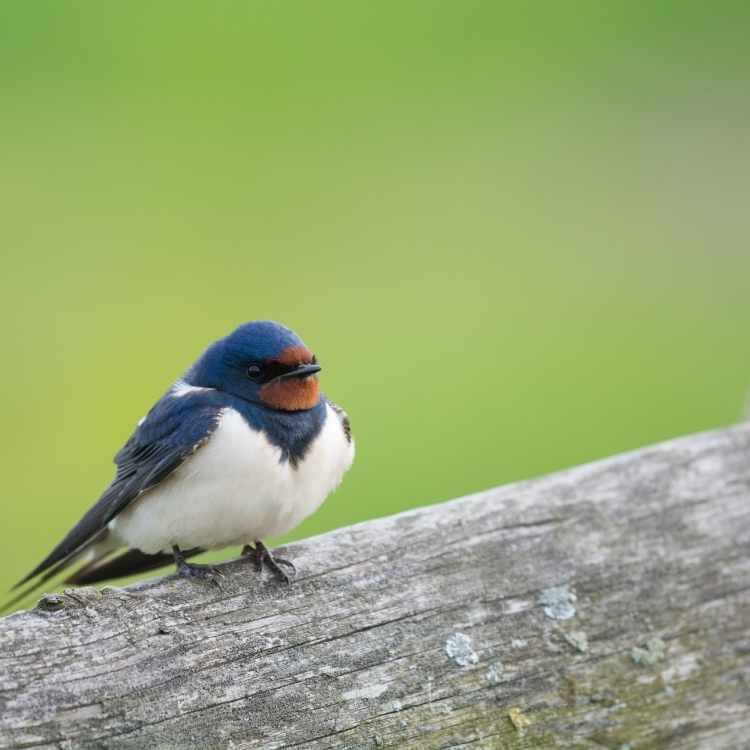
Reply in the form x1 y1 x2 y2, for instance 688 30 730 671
2 2 749 612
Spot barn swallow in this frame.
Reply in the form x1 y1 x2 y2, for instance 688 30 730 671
8 321 354 607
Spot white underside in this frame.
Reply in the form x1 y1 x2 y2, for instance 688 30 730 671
109 403 354 554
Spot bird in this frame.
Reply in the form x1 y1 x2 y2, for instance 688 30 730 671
6 320 354 609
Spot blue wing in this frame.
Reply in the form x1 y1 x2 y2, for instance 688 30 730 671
12 391 223 590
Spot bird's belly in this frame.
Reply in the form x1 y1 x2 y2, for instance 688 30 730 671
110 404 354 554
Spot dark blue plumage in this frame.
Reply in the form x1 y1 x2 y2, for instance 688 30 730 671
225 394 327 466
186 320 310 403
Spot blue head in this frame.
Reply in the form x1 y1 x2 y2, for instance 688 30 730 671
186 321 322 411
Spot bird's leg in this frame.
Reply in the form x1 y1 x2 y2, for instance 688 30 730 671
241 544 263 573
172 545 224 586
242 541 296 583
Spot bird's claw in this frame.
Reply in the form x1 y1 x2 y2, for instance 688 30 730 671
243 542 296 584
266 556 296 584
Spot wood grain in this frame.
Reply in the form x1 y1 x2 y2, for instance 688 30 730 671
1 424 749 749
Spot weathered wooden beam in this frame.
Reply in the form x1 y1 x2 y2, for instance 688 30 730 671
1 424 749 749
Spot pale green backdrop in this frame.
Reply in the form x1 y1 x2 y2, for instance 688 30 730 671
2 2 749 611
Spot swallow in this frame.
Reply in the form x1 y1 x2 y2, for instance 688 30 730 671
7 321 354 608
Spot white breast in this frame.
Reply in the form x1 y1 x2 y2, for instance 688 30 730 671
110 403 355 554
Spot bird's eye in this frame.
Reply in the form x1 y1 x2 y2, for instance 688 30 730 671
246 365 262 381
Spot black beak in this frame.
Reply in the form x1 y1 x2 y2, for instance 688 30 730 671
276 363 322 381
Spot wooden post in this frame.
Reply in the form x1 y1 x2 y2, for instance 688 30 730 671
1 424 749 749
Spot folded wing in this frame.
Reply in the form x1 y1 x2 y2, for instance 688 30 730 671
11 391 223 593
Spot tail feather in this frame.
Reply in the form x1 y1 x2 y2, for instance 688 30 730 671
1 532 116 614
66 546 203 585
2 533 203 614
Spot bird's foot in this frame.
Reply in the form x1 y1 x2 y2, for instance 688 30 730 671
242 541 296 584
173 546 224 588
